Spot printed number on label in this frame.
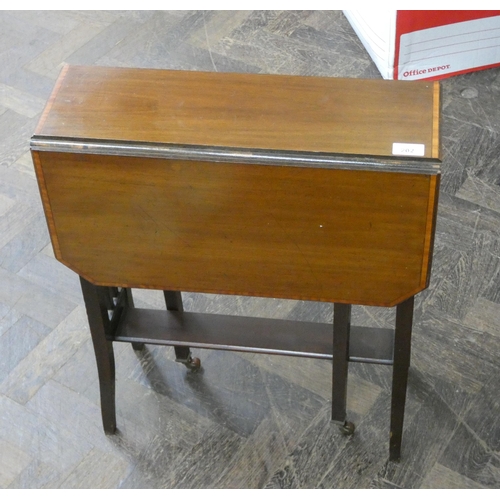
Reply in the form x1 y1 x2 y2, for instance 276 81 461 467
392 143 425 156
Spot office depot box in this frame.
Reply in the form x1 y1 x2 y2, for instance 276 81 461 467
344 10 500 80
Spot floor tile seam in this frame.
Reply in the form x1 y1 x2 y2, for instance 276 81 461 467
22 22 111 80
0 314 50 382
439 144 467 169
257 363 335 488
418 310 500 365
14 263 83 307
461 168 500 196
260 364 299 450
435 420 500 489
472 98 497 134
457 370 500 456
267 24 367 55
50 445 98 489
0 80 47 113
413 362 481 418
3 453 35 489
0 305 86 404
213 411 289 488
5 11 81 37
414 369 494 462
293 402 352 488
0 390 35 410
65 16 149 67
0 209 39 251
456 181 500 217
0 310 25 341
9 288 80 331
441 112 498 135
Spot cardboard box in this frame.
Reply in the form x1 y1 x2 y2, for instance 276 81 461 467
344 10 500 80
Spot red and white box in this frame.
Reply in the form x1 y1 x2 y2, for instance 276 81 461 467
343 10 500 80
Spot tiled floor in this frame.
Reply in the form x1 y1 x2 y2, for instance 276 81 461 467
1 10 499 488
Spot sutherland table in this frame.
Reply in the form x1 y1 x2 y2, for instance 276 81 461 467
31 65 441 461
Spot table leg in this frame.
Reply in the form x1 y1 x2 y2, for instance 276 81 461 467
163 291 201 371
389 295 414 461
332 303 355 435
119 288 144 352
80 276 117 434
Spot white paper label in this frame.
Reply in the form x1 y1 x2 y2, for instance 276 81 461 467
392 143 425 156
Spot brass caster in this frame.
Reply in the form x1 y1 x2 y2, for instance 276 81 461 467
179 355 201 372
340 421 355 436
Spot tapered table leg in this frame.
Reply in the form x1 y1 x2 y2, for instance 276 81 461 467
163 291 201 371
80 276 117 434
389 295 415 461
332 303 354 435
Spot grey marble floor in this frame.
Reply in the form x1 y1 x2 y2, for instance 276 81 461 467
1 10 500 489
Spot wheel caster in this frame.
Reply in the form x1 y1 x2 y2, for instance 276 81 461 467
340 421 355 436
179 355 201 372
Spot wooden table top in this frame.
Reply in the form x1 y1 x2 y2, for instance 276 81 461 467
35 65 441 161
32 66 441 306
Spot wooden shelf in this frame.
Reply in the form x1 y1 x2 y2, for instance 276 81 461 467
113 308 394 365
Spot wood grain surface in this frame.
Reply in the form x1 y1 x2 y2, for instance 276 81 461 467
33 150 438 306
35 65 440 160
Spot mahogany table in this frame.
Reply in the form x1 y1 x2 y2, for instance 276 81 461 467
31 65 441 461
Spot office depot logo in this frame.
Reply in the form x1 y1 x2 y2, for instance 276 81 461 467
402 64 451 78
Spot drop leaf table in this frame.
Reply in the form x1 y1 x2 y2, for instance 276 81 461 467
31 65 441 461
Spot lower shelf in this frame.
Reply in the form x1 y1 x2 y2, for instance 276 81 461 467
113 308 394 365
